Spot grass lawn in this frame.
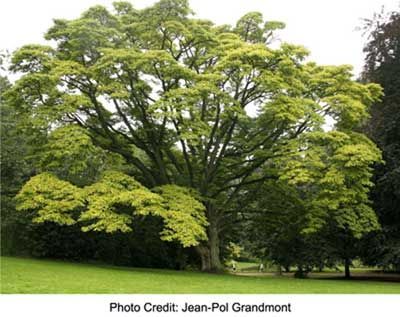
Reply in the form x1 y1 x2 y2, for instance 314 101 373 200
1 256 399 294
234 261 259 271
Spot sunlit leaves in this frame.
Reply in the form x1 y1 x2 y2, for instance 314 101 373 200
39 125 107 186
16 171 207 247
278 131 382 237
16 173 84 225
154 185 208 246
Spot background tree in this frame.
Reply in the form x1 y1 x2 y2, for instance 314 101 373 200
246 129 381 278
9 0 382 271
0 51 47 255
361 8 400 271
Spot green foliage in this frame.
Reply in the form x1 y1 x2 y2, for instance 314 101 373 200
245 127 382 274
278 131 382 238
39 125 107 185
226 242 243 260
16 173 84 225
16 171 207 248
153 185 208 246
1 59 49 256
361 8 400 270
234 12 285 44
7 0 383 270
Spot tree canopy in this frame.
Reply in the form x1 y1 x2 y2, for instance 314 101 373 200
361 8 400 271
9 0 383 271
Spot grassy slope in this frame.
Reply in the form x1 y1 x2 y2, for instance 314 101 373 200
1 257 399 294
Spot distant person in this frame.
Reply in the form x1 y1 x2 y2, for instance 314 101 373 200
259 263 264 272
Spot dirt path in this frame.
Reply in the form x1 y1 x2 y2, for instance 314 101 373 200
232 271 400 282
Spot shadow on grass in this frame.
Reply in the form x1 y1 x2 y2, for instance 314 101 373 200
312 274 400 283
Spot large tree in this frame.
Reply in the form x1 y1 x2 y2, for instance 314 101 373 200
9 0 381 271
361 8 400 271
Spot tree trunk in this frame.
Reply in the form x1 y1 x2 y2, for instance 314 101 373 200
295 266 306 278
195 210 222 272
195 245 211 271
344 258 351 279
208 218 222 271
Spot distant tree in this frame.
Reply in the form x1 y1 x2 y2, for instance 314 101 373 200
279 131 381 278
0 52 46 255
9 0 382 271
247 130 382 278
361 8 400 271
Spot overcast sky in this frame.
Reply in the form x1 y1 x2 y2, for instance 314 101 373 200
1 0 399 77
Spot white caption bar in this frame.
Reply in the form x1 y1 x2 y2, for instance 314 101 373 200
0 295 399 317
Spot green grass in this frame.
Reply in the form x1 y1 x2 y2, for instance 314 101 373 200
1 256 399 294
234 261 259 271
235 261 256 269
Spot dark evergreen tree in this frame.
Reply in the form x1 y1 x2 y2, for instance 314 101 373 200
361 9 400 271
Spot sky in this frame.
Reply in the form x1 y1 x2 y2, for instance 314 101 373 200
1 0 399 77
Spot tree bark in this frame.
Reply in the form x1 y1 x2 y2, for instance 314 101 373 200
208 217 222 272
195 209 222 272
195 245 211 271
